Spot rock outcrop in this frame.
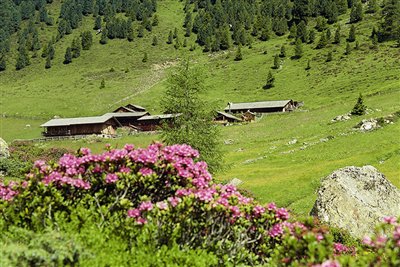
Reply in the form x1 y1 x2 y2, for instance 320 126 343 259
311 166 400 239
0 137 9 159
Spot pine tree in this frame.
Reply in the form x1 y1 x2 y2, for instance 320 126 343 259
351 93 367 115
308 29 316 43
152 14 159 26
273 54 280 68
366 0 378 13
152 35 158 46
348 25 356 42
0 54 6 72
71 38 81 58
161 60 222 173
45 55 51 69
142 52 148 62
174 35 181 49
16 47 30 70
379 0 400 42
294 38 303 59
127 22 134 42
326 51 333 62
350 0 363 23
371 34 379 48
81 31 93 50
100 28 108 44
289 23 297 39
279 45 286 58
167 30 173 44
326 29 332 43
305 59 311 70
334 26 341 44
264 70 275 89
316 32 328 49
137 25 144 38
100 78 105 89
94 16 102 30
234 45 243 61
296 21 308 43
173 27 178 39
64 47 72 64
345 42 352 55
183 38 188 47
315 16 327 32
48 44 55 60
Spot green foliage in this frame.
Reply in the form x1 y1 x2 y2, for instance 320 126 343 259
316 31 328 49
142 52 148 62
273 53 280 69
100 78 105 89
305 59 311 70
45 55 51 69
279 44 286 58
350 0 363 23
351 93 367 115
326 51 333 62
345 42 352 55
234 45 243 61
81 31 93 50
167 30 173 44
264 70 275 89
94 16 102 30
161 61 222 173
294 39 303 59
334 26 341 44
152 35 158 46
348 25 357 42
0 54 6 72
64 47 72 64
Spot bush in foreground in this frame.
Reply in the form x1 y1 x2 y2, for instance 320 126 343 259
0 143 399 265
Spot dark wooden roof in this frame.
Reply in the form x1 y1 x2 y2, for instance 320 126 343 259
224 100 293 112
216 111 242 121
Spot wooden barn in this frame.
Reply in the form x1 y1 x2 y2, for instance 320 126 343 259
134 114 181 131
104 112 149 127
41 115 118 136
214 111 242 124
241 111 256 122
224 100 296 114
113 104 147 113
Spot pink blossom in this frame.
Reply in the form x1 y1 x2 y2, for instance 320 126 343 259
124 144 134 151
168 197 181 207
139 167 154 176
376 235 387 247
156 201 168 210
253 205 265 216
394 226 400 240
316 234 324 242
276 208 290 220
139 201 153 211
136 217 147 225
80 147 91 155
119 167 131 173
230 205 241 218
313 260 341 267
383 216 397 225
269 223 284 237
267 202 277 211
127 208 141 218
105 173 118 184
363 236 373 246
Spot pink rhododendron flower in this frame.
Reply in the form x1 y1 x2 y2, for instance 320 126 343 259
276 208 290 220
124 144 134 151
80 147 91 155
313 260 341 267
168 197 181 207
383 216 397 225
363 236 373 246
127 208 141 218
136 217 148 225
105 173 118 184
253 205 265 216
269 223 284 237
139 167 154 176
267 202 277 211
156 201 168 210
139 201 153 211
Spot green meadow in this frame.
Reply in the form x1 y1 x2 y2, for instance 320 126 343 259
0 0 399 216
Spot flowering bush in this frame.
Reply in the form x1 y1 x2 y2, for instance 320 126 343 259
0 143 399 265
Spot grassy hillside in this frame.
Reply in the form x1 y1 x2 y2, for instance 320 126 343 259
0 0 399 215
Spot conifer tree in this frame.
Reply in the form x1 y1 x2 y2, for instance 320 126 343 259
305 59 311 70
137 25 144 38
234 45 243 61
345 42 352 55
183 38 188 47
326 29 332 43
348 25 356 42
371 34 379 49
64 47 72 64
174 35 181 49
316 32 328 49
273 54 280 68
279 45 286 58
289 23 297 39
350 0 363 23
45 55 51 69
100 28 108 44
264 70 275 89
142 52 148 62
326 51 333 62
16 46 30 70
152 35 158 46
308 29 316 43
71 38 81 58
167 30 173 44
0 54 6 72
366 0 378 13
100 78 105 89
296 21 308 43
294 39 303 59
127 23 134 42
334 26 341 44
161 60 222 172
81 31 93 50
173 27 178 39
315 16 327 32
152 14 159 26
94 16 102 30
351 93 367 115
379 0 400 41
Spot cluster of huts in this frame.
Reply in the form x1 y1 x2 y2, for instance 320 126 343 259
41 100 300 137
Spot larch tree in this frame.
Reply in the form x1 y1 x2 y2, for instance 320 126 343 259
161 60 222 173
